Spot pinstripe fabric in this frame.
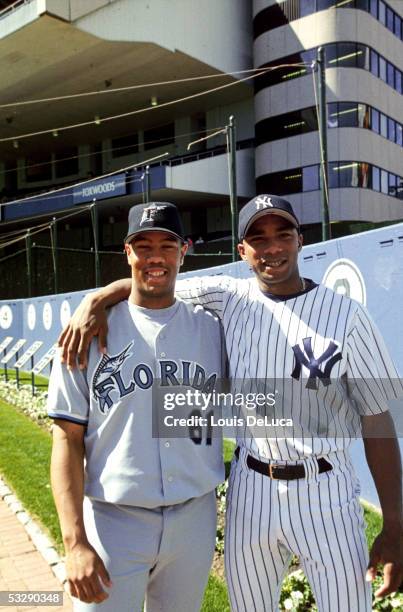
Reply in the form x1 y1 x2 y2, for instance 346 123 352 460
177 276 402 611
177 276 402 460
225 450 372 612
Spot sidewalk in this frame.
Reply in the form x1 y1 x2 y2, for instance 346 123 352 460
0 498 72 611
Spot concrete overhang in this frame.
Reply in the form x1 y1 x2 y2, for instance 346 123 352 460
0 1 252 161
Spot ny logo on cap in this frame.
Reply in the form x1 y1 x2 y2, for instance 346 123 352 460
140 204 167 226
255 196 274 210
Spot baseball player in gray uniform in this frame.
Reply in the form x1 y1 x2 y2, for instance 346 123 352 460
59 195 402 612
48 202 225 611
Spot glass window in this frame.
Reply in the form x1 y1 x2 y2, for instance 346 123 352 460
380 113 388 138
371 108 380 133
379 56 387 82
55 148 79 178
378 1 386 25
111 133 139 158
26 154 52 182
356 0 370 10
397 178 403 200
394 15 402 39
357 103 370 128
300 0 316 17
359 162 371 188
370 0 377 18
388 173 397 196
387 62 395 88
327 102 339 128
381 169 388 194
317 0 336 10
372 166 380 191
326 43 340 67
144 123 174 150
370 50 379 77
388 118 396 143
329 164 341 189
395 70 402 95
356 44 369 70
334 102 359 127
338 162 358 188
336 43 360 68
396 124 403 147
303 165 319 192
386 8 394 32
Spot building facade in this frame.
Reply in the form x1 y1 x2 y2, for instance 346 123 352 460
0 0 402 297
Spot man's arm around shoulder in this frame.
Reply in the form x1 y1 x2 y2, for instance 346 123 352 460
51 420 112 603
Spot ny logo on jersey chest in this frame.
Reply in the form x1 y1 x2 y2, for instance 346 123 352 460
291 337 342 389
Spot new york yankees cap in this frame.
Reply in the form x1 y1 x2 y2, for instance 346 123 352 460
125 202 185 243
238 194 300 240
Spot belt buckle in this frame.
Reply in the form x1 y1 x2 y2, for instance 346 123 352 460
268 463 278 479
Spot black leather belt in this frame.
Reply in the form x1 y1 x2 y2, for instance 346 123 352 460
234 447 332 480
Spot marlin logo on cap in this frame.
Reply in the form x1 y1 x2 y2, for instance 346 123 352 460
140 204 167 226
255 195 274 210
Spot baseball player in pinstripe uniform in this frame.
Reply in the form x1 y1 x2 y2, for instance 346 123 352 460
48 202 225 611
60 195 402 611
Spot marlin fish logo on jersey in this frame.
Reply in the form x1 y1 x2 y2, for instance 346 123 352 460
291 338 342 389
92 342 218 415
92 343 134 413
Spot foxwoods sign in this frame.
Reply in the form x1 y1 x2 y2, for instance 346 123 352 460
73 173 126 204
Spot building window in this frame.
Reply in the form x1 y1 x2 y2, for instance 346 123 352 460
257 161 402 199
388 118 396 143
378 0 386 25
370 49 379 77
387 62 395 88
111 133 139 158
302 165 319 191
379 56 387 82
371 108 380 133
396 124 403 147
55 148 79 178
372 166 380 191
253 0 402 44
380 169 388 194
25 154 52 182
144 123 175 151
380 113 388 138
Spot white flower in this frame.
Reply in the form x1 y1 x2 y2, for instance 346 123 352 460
391 597 403 608
292 590 304 600
283 598 293 610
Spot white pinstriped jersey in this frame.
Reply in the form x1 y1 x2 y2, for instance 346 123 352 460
177 276 402 461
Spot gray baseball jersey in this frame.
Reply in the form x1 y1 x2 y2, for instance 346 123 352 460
177 276 402 460
47 299 225 508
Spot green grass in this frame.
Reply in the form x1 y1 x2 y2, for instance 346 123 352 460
363 502 383 549
0 368 49 389
223 438 236 478
0 399 62 549
201 575 230 611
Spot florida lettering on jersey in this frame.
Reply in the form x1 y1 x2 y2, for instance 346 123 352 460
92 341 218 414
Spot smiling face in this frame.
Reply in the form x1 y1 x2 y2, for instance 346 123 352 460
237 214 303 295
125 230 187 308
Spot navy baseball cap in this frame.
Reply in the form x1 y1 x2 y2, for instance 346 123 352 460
125 202 185 243
238 194 300 240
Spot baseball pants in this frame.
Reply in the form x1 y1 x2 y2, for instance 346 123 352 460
72 489 217 612
225 448 372 612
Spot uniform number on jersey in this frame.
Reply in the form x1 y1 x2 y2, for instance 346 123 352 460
188 409 213 445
